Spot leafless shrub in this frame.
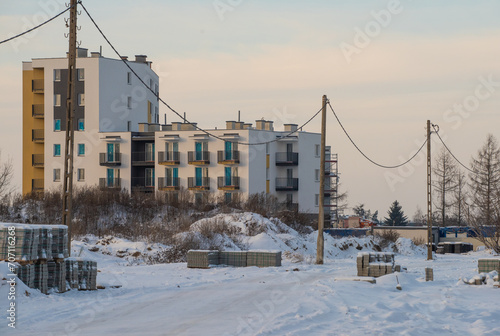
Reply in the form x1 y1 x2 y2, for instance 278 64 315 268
375 229 400 250
412 237 426 246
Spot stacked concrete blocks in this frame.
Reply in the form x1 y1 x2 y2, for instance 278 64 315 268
357 252 399 278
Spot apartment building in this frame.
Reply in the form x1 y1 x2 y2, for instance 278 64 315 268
23 50 334 215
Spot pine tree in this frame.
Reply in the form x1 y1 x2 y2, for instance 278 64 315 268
384 200 409 226
433 147 458 227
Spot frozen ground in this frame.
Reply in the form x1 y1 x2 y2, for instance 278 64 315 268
1 214 499 336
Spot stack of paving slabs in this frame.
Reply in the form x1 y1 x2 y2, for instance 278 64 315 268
0 224 37 262
478 259 500 273
187 250 220 269
65 258 79 289
34 262 48 294
35 225 52 260
439 242 473 254
247 251 282 267
77 259 98 290
425 267 434 281
47 261 66 293
219 251 247 267
357 252 396 278
50 225 69 259
16 264 35 288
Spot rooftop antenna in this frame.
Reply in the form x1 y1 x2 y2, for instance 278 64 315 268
183 112 186 123
238 110 241 122
164 113 167 125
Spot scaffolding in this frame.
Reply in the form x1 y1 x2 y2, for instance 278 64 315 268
324 148 339 228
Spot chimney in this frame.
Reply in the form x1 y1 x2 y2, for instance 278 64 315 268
226 121 236 130
135 55 147 63
138 123 148 132
284 124 298 132
171 122 181 131
255 120 266 130
76 48 88 58
149 123 160 131
235 122 244 130
265 121 274 131
162 124 172 131
243 123 252 129
91 51 101 58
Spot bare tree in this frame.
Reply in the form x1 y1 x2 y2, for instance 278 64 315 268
468 134 500 252
413 205 426 225
0 150 13 198
433 147 458 227
452 169 468 226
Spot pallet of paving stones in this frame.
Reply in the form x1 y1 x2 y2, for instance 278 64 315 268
34 262 48 294
47 261 67 293
357 252 399 278
219 251 248 267
247 251 281 267
187 250 220 268
65 258 98 290
478 259 500 273
187 250 283 268
438 242 473 254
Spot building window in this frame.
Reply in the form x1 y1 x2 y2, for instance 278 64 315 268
53 169 61 182
78 93 85 106
127 72 132 85
54 144 61 157
149 79 154 89
77 168 85 181
78 144 85 156
315 194 319 207
127 96 132 109
54 94 61 107
315 144 320 157
315 169 320 182
54 119 61 131
77 69 84 81
78 119 84 131
54 69 61 81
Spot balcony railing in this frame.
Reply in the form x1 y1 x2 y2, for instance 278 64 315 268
158 151 180 165
32 104 44 118
32 154 44 167
158 177 180 191
132 151 155 166
131 177 155 192
275 178 299 191
275 152 299 166
99 153 121 166
188 177 210 190
217 151 240 164
32 129 44 143
217 176 240 190
188 151 210 165
32 179 44 192
99 178 121 189
32 79 44 93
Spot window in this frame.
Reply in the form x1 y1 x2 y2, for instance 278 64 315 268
77 168 85 181
315 169 320 182
54 94 61 107
78 119 84 131
127 72 132 85
149 79 153 89
78 93 85 106
77 69 84 81
54 144 61 157
54 119 61 131
127 96 132 109
78 144 85 156
315 194 319 207
54 69 61 81
53 169 61 182
315 144 320 157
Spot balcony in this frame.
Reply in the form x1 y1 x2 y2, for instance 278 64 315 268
32 104 44 118
32 179 44 192
217 176 240 190
32 154 44 168
275 152 299 166
32 129 44 143
158 151 180 165
158 177 180 191
188 151 210 165
275 178 299 191
217 151 240 164
99 178 121 189
32 79 44 93
131 177 155 193
99 153 121 166
188 177 210 190
132 151 155 166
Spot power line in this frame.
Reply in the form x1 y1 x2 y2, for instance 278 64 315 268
328 101 427 169
0 6 73 45
80 2 323 146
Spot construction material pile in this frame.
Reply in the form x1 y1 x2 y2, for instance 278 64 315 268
437 242 473 254
357 252 401 277
47 261 66 293
50 225 69 259
187 250 281 268
65 258 79 289
34 263 48 294
425 267 434 281
478 258 500 273
16 264 35 288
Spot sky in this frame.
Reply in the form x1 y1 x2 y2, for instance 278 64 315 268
0 0 499 219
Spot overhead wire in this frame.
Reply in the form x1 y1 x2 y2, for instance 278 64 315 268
0 5 73 45
80 2 324 146
328 101 427 169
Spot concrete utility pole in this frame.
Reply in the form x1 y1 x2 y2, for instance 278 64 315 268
62 0 78 254
316 95 327 265
426 120 433 260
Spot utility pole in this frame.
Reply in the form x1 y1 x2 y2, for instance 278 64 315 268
62 0 78 255
426 120 433 260
316 95 327 265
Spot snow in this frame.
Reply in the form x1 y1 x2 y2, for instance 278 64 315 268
1 213 499 335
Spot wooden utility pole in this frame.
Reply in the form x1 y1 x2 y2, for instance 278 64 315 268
316 95 327 265
426 120 433 260
62 0 78 254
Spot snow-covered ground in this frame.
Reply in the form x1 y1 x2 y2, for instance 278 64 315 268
1 213 499 336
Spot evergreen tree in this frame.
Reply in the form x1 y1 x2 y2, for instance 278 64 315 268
352 203 366 217
371 210 379 223
384 200 409 226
